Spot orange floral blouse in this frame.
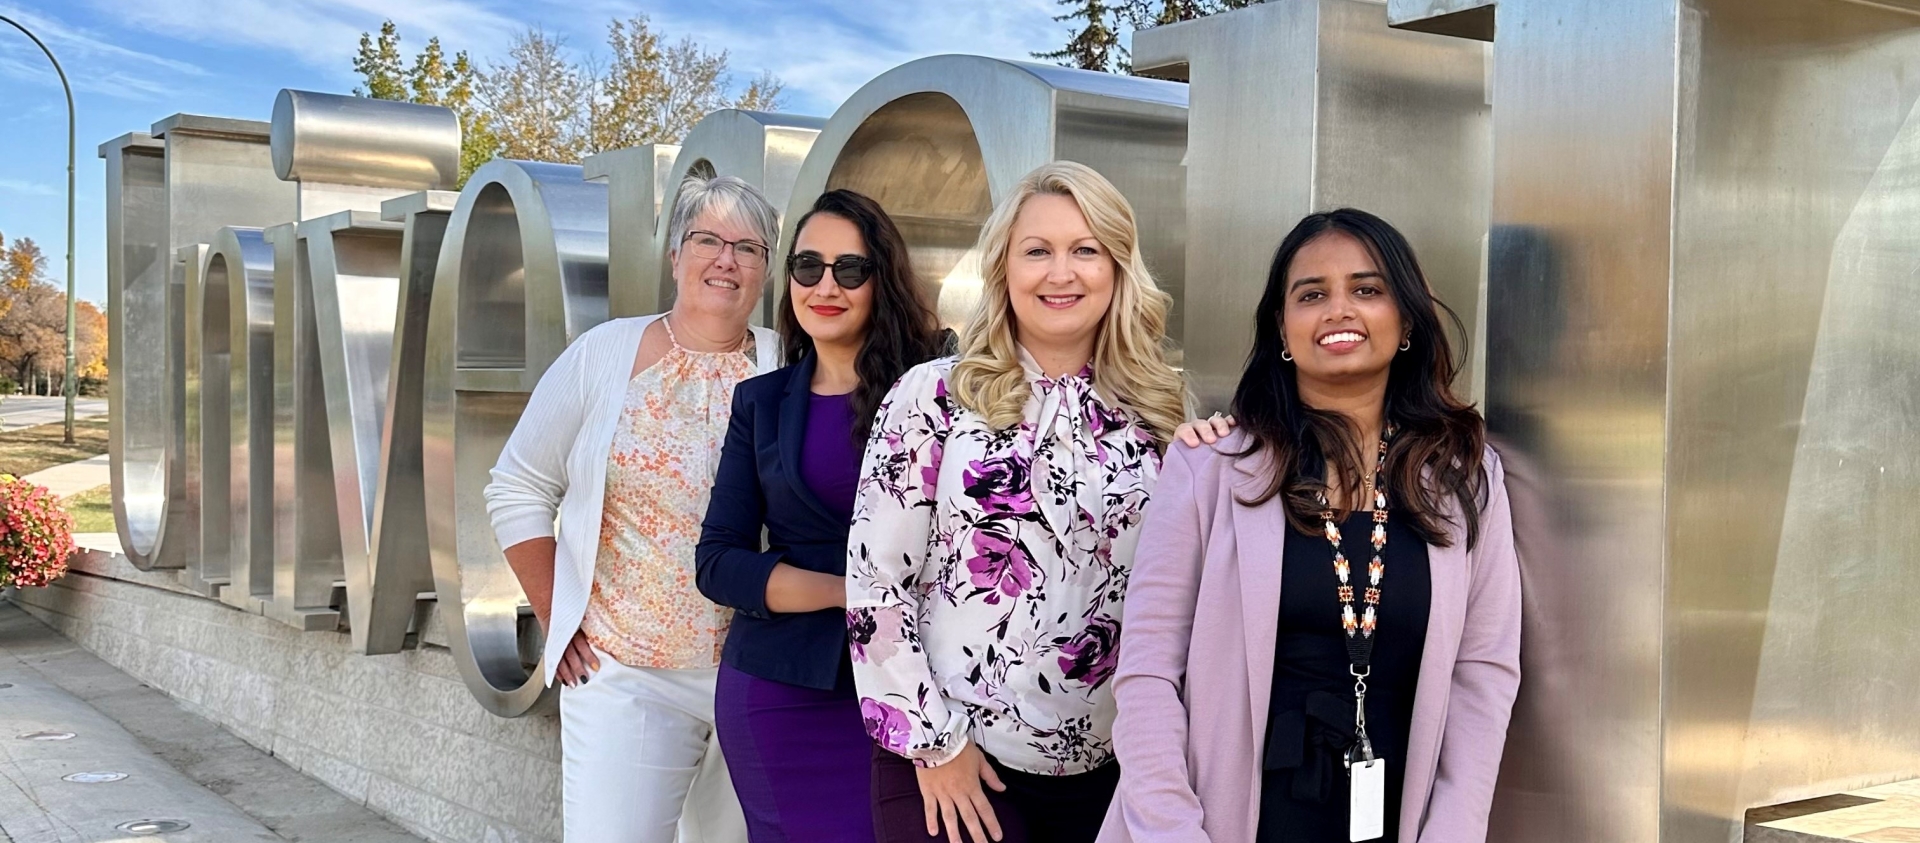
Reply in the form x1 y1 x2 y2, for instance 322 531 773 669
579 324 759 670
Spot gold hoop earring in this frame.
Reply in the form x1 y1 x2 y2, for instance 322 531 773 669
1399 336 1412 352
1281 346 1294 362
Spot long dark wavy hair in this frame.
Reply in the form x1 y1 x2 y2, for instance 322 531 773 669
777 189 946 446
1231 208 1488 548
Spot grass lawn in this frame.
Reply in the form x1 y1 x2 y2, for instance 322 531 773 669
62 484 116 533
0 417 109 478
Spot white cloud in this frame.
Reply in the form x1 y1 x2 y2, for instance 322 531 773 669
0 178 61 197
531 0 1068 116
86 0 526 76
0 1 211 100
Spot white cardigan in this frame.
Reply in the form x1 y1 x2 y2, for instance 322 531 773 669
483 313 781 685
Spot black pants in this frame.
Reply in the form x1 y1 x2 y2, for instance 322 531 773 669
870 743 1119 843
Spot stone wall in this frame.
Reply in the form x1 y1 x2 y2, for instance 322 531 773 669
11 551 562 843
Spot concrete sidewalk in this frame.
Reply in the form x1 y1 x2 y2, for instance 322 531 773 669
0 600 424 843
17 454 108 499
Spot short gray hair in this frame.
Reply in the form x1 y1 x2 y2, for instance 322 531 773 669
667 173 780 271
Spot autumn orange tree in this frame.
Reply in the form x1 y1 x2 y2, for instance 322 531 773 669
0 232 100 392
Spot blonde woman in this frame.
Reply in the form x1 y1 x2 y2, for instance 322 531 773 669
846 161 1188 843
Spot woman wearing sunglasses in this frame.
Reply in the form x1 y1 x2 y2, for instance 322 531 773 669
696 189 949 842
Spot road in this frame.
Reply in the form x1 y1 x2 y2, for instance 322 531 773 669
0 395 108 432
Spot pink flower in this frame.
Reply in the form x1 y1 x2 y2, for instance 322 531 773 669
967 528 1033 602
861 698 914 754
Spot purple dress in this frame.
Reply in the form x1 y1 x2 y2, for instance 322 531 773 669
715 391 874 843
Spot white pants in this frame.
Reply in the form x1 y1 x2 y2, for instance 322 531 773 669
560 650 747 843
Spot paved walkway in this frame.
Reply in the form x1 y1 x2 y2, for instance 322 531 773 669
17 455 108 500
0 398 107 433
0 601 424 843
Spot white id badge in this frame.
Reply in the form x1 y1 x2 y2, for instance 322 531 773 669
1350 757 1387 842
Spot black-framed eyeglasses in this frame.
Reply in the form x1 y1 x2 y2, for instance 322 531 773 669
786 252 875 289
682 230 770 268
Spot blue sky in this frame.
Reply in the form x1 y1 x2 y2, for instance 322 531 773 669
0 0 1071 305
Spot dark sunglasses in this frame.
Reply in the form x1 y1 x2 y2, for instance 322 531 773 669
787 253 874 289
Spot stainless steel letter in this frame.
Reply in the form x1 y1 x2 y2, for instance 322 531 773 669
425 160 609 716
1133 0 1488 406
776 55 1188 339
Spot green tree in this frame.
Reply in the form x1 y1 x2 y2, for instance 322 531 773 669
1035 0 1124 73
1043 0 1265 73
587 17 789 152
353 22 502 185
406 36 500 184
352 20 407 100
352 18 787 168
476 28 589 163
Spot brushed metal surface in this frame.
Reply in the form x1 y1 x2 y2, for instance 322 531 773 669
1391 0 1920 840
198 243 235 597
1135 0 1487 408
280 211 405 636
209 225 275 614
777 54 1189 340
108 117 294 572
267 220 305 625
175 242 220 597
99 133 168 571
583 144 679 319
347 190 459 655
1666 1 1920 837
1385 0 1493 40
424 160 609 716
269 89 459 190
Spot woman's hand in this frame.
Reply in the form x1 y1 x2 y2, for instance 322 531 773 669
552 628 601 687
915 742 1008 842
1173 413 1236 448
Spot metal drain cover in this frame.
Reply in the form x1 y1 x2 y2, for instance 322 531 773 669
115 819 192 834
63 771 128 783
16 730 75 741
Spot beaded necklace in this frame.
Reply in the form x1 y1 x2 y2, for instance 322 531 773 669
1318 427 1393 766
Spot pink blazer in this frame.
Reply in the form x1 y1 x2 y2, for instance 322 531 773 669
1100 432 1522 843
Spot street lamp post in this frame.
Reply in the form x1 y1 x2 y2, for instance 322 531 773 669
0 14 79 445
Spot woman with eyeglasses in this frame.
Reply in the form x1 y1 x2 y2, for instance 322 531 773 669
485 174 783 843
695 189 948 842
848 161 1190 843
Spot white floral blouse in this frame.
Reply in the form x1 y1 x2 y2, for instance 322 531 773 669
845 352 1163 775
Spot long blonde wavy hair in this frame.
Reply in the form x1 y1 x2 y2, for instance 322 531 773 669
949 160 1188 450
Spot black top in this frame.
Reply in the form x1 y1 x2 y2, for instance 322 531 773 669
1257 508 1431 843
694 354 856 690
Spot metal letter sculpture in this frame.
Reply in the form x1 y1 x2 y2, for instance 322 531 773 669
98 6 1920 836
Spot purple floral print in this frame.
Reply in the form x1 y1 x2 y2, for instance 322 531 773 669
967 526 1034 602
964 455 1036 515
1057 615 1122 688
844 353 1162 775
861 698 915 754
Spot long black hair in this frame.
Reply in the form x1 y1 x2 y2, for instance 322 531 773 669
1230 208 1488 548
777 189 946 446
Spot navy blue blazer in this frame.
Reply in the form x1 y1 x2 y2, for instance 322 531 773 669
696 355 860 690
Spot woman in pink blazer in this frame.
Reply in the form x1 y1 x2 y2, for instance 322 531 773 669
1102 209 1521 843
